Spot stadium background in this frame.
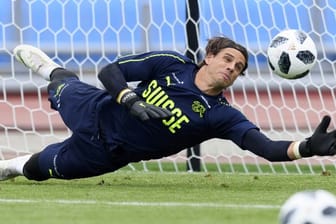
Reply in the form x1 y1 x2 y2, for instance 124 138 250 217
1 0 336 173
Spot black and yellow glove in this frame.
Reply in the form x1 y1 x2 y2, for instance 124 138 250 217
120 91 172 121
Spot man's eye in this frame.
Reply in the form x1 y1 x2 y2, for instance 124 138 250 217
223 56 231 62
236 65 243 72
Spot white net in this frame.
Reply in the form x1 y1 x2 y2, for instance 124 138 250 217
1 0 336 174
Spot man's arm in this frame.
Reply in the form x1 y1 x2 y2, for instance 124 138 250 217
98 62 172 121
242 129 292 161
98 62 129 101
242 116 336 161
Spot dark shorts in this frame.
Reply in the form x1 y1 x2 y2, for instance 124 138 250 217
38 77 128 179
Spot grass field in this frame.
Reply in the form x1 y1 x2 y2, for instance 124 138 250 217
1 169 336 224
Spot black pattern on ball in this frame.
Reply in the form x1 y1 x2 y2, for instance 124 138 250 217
296 50 316 64
282 209 296 224
296 31 307 44
269 36 289 48
278 52 291 74
322 206 336 216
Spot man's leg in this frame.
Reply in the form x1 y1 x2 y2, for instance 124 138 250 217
9 45 71 181
22 142 65 181
13 44 61 80
22 153 50 181
47 68 79 109
23 135 123 180
6 45 75 181
10 44 121 181
0 154 32 180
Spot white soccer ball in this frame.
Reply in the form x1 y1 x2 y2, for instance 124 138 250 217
279 190 336 224
267 29 317 79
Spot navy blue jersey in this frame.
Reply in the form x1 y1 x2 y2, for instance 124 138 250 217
98 51 257 160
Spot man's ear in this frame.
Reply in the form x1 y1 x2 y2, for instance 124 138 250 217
204 54 213 65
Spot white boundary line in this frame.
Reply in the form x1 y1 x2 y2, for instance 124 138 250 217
0 198 280 209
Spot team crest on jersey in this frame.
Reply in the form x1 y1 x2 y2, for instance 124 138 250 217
192 101 206 118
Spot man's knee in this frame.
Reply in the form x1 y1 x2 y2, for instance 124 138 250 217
23 153 49 181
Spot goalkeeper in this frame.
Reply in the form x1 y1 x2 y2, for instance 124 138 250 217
1 36 336 181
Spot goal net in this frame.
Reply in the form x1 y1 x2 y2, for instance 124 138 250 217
1 0 336 174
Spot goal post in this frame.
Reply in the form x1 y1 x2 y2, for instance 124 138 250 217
185 0 201 172
1 0 336 174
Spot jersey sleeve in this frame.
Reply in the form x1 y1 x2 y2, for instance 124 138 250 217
116 51 192 81
242 129 292 161
209 104 292 162
208 104 258 146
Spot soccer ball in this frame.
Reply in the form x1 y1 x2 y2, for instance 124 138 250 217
279 190 336 224
267 29 317 79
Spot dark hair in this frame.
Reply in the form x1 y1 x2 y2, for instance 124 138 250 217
199 36 248 75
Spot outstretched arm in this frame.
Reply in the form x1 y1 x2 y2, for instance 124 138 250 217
242 115 336 161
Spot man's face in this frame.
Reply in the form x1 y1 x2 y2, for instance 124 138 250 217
204 47 246 89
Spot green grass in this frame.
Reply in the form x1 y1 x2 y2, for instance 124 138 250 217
1 170 336 224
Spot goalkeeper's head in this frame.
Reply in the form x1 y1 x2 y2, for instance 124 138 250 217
199 36 248 75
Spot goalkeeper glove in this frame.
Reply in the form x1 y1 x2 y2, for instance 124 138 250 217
120 91 172 121
298 115 336 157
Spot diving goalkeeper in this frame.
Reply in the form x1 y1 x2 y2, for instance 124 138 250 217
1 36 336 181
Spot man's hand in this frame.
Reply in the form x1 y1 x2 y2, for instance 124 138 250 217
299 115 336 157
120 91 172 121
